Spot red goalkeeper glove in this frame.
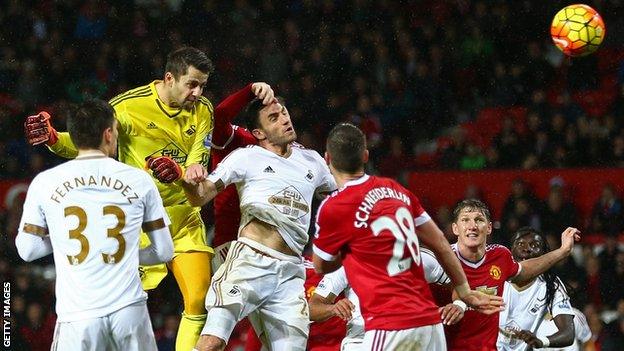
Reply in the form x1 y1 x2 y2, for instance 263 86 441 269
24 111 59 146
145 156 183 183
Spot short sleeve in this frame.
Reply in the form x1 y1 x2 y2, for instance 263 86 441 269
421 248 450 285
206 148 248 187
408 190 430 226
551 281 573 317
19 177 47 230
142 175 171 226
500 246 521 281
315 157 337 194
312 199 351 261
573 308 592 343
314 266 349 298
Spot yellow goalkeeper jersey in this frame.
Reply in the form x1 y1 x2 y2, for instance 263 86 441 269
49 81 214 208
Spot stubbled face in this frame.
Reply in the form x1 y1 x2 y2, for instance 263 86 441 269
452 208 492 249
511 234 544 261
256 101 296 145
167 66 208 110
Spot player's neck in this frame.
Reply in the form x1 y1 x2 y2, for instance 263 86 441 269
77 149 108 158
334 171 365 188
155 81 176 108
458 243 486 262
261 140 291 158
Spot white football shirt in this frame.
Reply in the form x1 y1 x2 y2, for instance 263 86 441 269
19 155 169 322
314 266 364 340
497 278 573 351
208 144 336 256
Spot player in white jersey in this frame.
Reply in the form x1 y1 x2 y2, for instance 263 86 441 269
15 99 174 351
181 98 336 351
537 307 593 351
498 227 575 350
309 248 464 351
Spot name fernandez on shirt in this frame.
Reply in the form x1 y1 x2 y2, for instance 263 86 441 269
354 187 411 229
49 176 140 204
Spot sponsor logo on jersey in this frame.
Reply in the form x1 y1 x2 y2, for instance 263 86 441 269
185 125 196 136
147 122 158 129
268 186 309 220
263 166 275 173
489 265 502 280
148 142 188 164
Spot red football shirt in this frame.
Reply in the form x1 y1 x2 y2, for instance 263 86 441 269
209 84 258 247
313 174 440 331
445 244 521 351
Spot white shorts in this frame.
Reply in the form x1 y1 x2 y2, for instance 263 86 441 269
362 323 445 351
203 239 309 350
341 336 364 351
211 240 233 272
51 301 156 351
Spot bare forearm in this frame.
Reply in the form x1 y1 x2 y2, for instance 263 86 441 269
417 221 469 293
547 314 575 347
182 180 220 207
309 296 336 322
514 248 567 285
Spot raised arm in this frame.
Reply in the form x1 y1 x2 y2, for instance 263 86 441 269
512 227 581 286
181 178 223 207
213 82 274 148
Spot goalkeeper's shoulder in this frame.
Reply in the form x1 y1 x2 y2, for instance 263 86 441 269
109 83 155 108
198 96 214 115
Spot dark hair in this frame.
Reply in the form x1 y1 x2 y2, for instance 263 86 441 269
165 47 214 78
67 99 116 149
326 123 366 173
242 98 266 130
512 226 562 314
241 96 286 131
452 199 492 222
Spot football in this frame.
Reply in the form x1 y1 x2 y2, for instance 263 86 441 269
551 4 605 57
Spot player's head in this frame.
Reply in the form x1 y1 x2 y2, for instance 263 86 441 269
67 99 118 157
511 226 562 312
451 199 492 248
243 97 296 146
325 123 368 174
163 46 214 110
510 227 548 261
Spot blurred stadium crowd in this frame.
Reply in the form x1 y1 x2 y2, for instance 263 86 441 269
2 0 624 350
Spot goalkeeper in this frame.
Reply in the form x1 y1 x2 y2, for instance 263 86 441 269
25 46 216 351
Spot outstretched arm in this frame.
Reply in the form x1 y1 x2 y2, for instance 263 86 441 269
512 227 581 286
181 178 223 207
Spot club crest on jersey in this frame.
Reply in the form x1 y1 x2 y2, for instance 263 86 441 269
489 265 502 280
305 170 314 181
149 142 188 164
268 186 309 220
147 122 158 129
227 285 241 297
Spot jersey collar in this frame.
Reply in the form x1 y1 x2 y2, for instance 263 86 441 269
342 174 369 189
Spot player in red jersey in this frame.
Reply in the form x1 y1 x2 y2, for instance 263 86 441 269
442 199 581 351
312 123 504 350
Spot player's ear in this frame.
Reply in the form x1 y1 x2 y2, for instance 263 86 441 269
324 152 330 166
451 222 460 237
164 72 175 86
251 128 266 141
363 149 369 164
